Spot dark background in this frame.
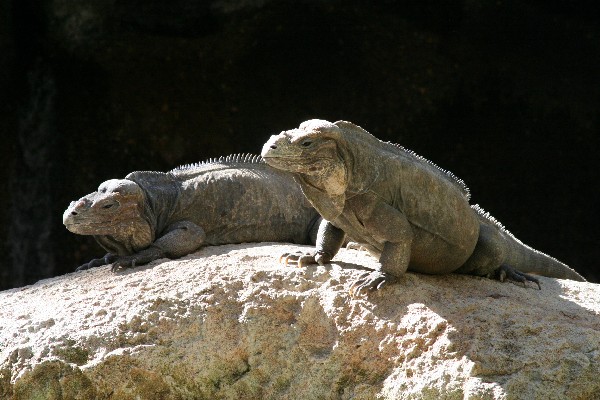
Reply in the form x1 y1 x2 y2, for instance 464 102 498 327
1 0 598 290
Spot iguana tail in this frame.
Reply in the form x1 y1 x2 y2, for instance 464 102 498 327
473 205 586 282
503 235 586 281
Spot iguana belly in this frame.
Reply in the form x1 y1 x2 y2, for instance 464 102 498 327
334 192 479 274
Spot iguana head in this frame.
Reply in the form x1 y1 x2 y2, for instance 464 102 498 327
261 119 348 191
63 179 149 237
261 119 340 173
262 119 350 220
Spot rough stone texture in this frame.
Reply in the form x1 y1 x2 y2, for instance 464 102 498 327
1 243 598 399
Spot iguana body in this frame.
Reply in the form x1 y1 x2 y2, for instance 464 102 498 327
63 154 321 271
261 119 585 293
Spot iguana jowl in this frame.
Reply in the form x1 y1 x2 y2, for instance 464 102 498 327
63 154 321 271
261 119 585 294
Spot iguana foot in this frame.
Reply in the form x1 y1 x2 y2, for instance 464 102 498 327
279 250 332 268
350 271 395 296
110 255 146 272
110 247 164 272
494 264 541 290
76 253 117 271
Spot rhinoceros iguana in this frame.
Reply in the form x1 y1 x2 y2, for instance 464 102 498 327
261 119 585 295
64 154 321 271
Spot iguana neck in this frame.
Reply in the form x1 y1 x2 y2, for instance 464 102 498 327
126 171 180 235
294 152 349 222
299 162 347 197
94 216 154 255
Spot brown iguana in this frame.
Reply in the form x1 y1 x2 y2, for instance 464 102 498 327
261 119 585 295
63 154 321 271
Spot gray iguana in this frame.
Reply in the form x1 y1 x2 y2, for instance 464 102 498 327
63 154 321 271
261 119 585 294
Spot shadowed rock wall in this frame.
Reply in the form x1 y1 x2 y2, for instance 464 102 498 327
1 1 598 289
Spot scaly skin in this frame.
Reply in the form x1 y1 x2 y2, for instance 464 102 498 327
261 119 585 294
64 154 321 271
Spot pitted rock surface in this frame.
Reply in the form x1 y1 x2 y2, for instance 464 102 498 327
1 243 598 399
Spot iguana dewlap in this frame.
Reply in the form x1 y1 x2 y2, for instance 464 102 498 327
261 119 585 294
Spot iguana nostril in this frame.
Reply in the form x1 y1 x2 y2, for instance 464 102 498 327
270 144 277 149
70 211 78 216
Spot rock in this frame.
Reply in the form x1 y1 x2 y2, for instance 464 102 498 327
0 243 598 399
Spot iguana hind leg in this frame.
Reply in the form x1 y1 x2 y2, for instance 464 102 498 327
495 264 541 289
457 223 540 289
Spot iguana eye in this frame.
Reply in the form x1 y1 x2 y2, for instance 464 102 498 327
102 201 119 210
301 139 313 147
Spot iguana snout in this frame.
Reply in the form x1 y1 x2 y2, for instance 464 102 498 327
64 197 91 218
63 197 93 232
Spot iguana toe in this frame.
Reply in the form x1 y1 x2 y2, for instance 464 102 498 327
76 263 92 272
495 264 541 290
75 253 117 272
279 250 334 267
350 271 395 296
279 251 317 267
110 257 137 272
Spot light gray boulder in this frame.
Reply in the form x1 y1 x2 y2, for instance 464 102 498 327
1 243 598 399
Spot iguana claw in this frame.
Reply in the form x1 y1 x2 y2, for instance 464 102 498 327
350 271 395 296
279 250 332 267
110 256 137 272
495 264 541 290
75 253 117 271
279 251 317 267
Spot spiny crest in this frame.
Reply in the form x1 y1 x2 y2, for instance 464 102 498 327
472 204 507 232
472 203 555 258
472 204 527 249
335 120 470 200
386 141 471 200
171 153 264 173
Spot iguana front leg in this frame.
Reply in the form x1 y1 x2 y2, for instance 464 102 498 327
112 221 206 271
280 220 346 267
350 200 413 296
350 241 409 295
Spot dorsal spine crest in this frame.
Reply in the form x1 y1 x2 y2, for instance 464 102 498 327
170 153 265 173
